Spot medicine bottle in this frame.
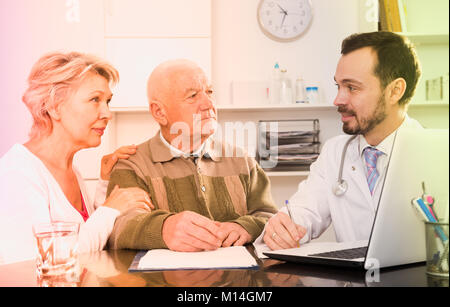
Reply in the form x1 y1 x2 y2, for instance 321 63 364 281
279 69 293 104
306 87 319 104
295 77 306 103
269 63 281 104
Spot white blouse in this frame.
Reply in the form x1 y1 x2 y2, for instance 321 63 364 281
0 144 119 264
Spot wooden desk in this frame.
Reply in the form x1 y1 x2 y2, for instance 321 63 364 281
0 248 446 287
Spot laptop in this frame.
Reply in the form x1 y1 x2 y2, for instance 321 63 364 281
263 128 449 270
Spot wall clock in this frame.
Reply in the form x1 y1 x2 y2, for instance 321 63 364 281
257 0 313 42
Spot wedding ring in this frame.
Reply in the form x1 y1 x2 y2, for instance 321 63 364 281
272 232 277 238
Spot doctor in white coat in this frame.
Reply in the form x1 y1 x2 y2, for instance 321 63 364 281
262 31 423 250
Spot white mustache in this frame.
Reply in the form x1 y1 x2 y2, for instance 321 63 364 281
194 109 216 121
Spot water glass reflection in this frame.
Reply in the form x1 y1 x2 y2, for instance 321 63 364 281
32 222 80 284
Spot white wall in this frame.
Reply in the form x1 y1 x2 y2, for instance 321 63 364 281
0 0 105 157
403 0 449 33
212 0 360 107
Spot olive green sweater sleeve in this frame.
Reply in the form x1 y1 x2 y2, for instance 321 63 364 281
232 163 278 241
106 168 173 250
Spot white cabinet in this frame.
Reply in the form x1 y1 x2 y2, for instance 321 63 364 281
104 0 211 37
7 0 106 56
402 0 448 34
106 38 211 108
103 0 212 109
403 33 449 107
407 33 449 129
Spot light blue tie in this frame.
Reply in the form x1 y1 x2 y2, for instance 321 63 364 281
364 147 383 195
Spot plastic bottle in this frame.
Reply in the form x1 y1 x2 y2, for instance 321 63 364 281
269 62 281 104
306 87 319 104
279 69 293 104
295 77 306 103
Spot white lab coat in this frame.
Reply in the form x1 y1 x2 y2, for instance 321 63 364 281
257 116 423 244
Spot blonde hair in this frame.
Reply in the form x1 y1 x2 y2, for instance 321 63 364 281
22 51 119 139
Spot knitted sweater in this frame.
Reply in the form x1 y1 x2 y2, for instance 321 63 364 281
107 132 278 250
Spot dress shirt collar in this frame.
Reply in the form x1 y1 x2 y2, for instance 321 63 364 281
358 133 392 158
357 114 413 159
149 130 219 163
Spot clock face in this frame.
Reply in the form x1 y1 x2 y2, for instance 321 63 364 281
257 0 313 42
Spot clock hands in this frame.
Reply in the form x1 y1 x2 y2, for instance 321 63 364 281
277 3 288 28
277 4 288 15
281 12 287 28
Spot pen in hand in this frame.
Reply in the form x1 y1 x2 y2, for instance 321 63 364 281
285 200 293 221
285 200 300 247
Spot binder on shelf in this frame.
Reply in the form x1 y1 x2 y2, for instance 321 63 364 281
257 119 320 172
379 0 403 32
269 142 320 155
379 0 389 31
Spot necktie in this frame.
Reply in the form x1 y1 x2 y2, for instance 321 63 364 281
364 147 383 195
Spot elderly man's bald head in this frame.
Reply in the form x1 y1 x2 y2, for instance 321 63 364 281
147 59 205 105
146 59 216 152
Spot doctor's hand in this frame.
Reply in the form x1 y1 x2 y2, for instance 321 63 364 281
162 211 227 252
263 212 307 250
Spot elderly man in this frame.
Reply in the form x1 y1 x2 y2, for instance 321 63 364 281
107 59 278 252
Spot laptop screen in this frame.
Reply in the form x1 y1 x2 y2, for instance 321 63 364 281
366 128 449 269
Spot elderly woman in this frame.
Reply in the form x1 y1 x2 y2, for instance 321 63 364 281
0 52 153 264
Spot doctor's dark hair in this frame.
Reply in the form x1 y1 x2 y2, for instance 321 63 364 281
341 31 421 106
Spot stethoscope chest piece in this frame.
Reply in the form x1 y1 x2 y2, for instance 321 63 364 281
333 180 348 197
332 134 357 197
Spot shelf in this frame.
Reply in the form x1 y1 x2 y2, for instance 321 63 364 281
396 32 449 45
110 104 337 113
265 171 310 177
216 104 336 111
109 102 448 115
110 106 149 113
409 101 449 107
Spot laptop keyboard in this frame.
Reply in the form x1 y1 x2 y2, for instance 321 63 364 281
309 246 368 259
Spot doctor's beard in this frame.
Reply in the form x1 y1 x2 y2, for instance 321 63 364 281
339 95 387 136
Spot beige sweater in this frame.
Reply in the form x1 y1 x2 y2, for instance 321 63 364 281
107 133 278 250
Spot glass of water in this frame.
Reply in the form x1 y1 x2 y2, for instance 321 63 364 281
32 222 80 282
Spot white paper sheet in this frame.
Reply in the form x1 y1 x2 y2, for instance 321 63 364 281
137 246 258 270
253 242 271 259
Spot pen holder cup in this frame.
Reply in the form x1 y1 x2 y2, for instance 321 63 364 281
424 222 449 277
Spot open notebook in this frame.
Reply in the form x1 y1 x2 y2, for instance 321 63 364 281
129 246 259 272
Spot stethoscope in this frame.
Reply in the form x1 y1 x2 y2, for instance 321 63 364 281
332 135 358 196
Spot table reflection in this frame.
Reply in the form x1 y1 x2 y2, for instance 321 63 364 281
0 248 432 287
